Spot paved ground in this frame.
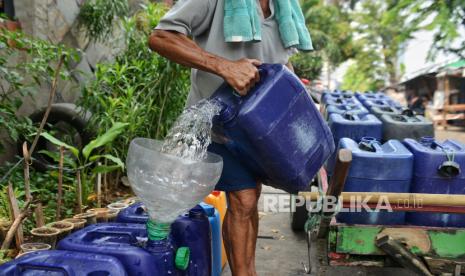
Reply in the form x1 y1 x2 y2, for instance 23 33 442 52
221 127 465 276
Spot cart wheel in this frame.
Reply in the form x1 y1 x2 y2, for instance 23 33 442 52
290 194 308 231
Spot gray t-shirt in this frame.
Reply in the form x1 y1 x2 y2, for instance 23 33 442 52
155 0 295 106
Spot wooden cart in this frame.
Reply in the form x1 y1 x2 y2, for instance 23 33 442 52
292 150 465 275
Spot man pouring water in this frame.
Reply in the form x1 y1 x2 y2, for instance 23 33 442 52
149 0 313 274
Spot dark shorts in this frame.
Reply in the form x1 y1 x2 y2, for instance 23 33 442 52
208 142 258 192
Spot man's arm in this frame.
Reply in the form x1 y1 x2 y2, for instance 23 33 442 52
149 30 261 95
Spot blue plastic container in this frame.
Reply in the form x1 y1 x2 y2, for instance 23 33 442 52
321 90 355 105
116 203 215 275
325 104 370 120
355 92 390 105
326 114 383 174
57 223 184 276
116 202 148 224
404 137 465 227
199 203 222 276
336 137 413 225
171 206 212 276
212 63 335 193
0 250 127 276
362 99 402 111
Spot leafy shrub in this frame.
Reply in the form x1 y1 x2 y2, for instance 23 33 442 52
80 3 190 162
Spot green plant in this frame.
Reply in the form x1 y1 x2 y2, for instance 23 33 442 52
79 3 190 163
78 0 129 42
40 122 128 206
0 28 78 152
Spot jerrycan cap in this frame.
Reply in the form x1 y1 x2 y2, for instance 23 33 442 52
189 205 207 218
211 190 221 197
359 137 381 152
175 247 190 270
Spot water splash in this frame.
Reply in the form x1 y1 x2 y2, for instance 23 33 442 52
161 99 222 161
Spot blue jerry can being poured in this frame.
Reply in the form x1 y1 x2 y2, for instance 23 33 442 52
336 137 413 225
211 64 335 193
58 207 212 276
404 137 465 227
0 250 127 276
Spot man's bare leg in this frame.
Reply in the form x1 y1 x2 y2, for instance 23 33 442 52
223 186 261 276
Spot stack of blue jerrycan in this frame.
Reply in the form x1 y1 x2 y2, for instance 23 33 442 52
211 63 335 194
336 137 414 225
116 202 223 276
404 137 465 227
57 205 212 276
380 109 434 141
326 113 382 174
0 250 127 275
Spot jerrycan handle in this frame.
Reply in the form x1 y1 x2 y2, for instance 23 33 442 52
88 230 139 244
431 141 461 177
359 137 382 152
17 263 75 276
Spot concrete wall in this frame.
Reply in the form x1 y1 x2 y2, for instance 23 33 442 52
13 0 131 114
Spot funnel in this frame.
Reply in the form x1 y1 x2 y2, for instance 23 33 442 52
126 138 223 226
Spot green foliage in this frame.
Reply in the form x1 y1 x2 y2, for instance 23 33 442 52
0 28 78 153
40 122 128 205
0 162 77 229
342 0 417 90
298 0 356 79
395 0 465 59
79 3 190 163
78 0 129 42
291 52 323 80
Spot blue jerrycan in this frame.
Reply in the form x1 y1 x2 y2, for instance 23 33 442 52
325 104 369 120
326 114 383 174
404 137 465 227
362 99 402 111
211 63 335 193
336 137 413 225
171 205 212 276
116 202 148 224
321 90 355 105
381 111 434 141
199 202 222 276
370 105 403 118
355 92 390 105
0 250 127 276
57 223 185 276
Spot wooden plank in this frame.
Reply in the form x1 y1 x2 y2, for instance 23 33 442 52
317 149 352 238
424 257 465 275
6 183 23 249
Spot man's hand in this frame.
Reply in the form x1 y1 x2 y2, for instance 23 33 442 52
218 58 262 96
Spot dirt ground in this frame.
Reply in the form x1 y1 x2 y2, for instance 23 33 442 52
221 126 465 276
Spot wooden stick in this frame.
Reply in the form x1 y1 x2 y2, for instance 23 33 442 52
96 162 101 208
376 235 433 276
7 182 23 249
22 142 31 201
76 170 82 213
56 146 64 220
317 149 352 238
1 199 31 250
300 192 465 207
27 55 65 157
34 203 44 227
